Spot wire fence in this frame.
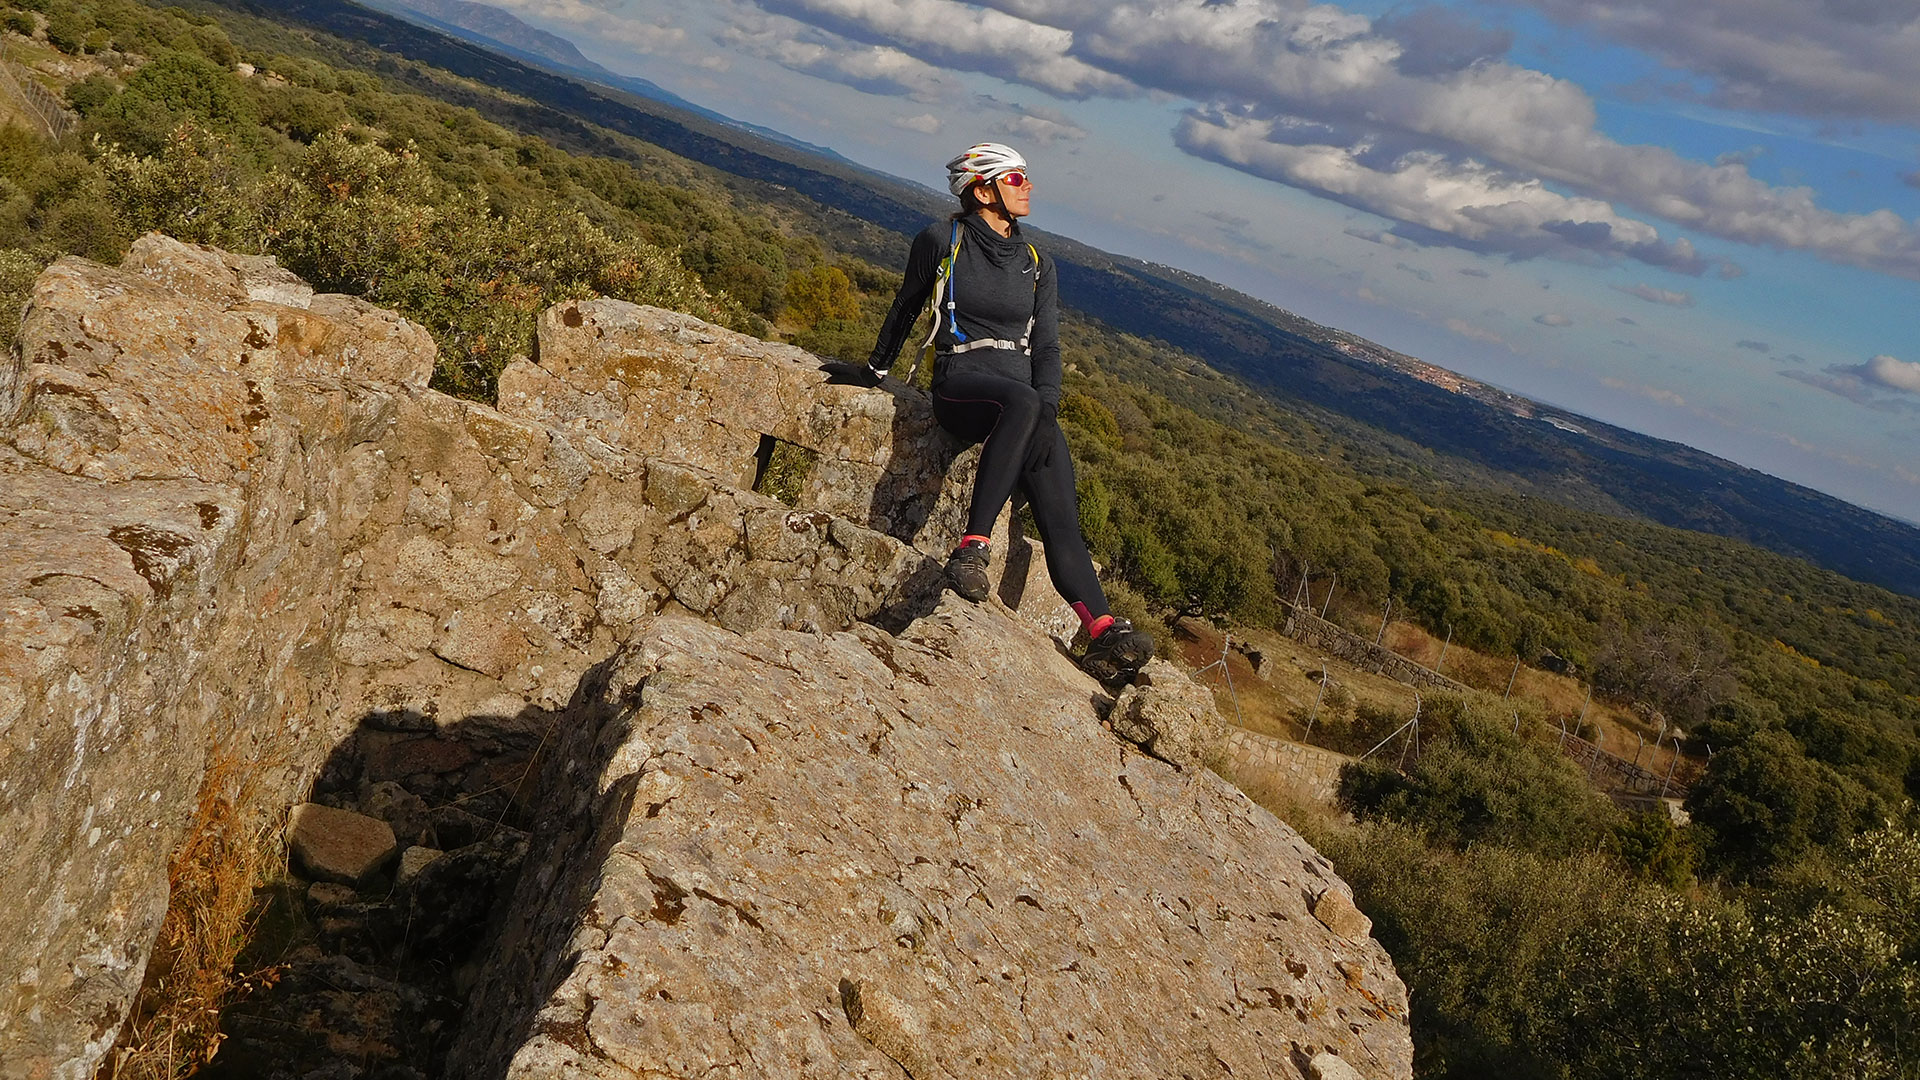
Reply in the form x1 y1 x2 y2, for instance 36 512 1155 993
0 40 76 141
1196 603 1698 801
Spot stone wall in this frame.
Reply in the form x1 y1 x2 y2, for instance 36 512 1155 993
1224 727 1355 806
1 237 1411 1080
1281 606 1468 694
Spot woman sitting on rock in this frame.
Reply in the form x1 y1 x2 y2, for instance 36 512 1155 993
859 142 1153 682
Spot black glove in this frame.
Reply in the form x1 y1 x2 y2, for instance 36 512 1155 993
1024 402 1059 473
820 360 883 387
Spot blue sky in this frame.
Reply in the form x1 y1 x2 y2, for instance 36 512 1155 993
483 0 1919 523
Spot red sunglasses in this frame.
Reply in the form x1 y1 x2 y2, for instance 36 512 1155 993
998 171 1030 189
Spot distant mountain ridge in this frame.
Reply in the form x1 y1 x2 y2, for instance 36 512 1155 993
354 0 854 164
355 0 599 71
223 0 1920 599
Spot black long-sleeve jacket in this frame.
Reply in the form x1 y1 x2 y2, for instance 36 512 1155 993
867 214 1062 408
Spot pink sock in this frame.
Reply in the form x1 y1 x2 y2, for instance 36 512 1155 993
1074 603 1115 638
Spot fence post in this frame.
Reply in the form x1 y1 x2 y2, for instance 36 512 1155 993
1375 599 1392 646
1504 654 1521 699
1410 693 1422 763
1196 631 1245 729
1436 621 1452 674
1304 669 1327 739
1219 633 1245 729
1321 572 1337 620
1577 685 1592 732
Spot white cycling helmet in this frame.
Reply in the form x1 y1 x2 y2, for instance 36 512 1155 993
946 142 1028 198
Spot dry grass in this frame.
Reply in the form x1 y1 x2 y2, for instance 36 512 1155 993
1174 614 1702 789
1380 620 1697 778
98 745 291 1080
1176 618 1425 741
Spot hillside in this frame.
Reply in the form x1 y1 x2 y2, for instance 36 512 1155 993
8 1 1920 1075
226 0 1920 600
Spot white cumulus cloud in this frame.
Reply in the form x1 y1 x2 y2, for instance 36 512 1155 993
1499 0 1920 124
1613 283 1696 306
1446 318 1506 345
750 0 1134 97
1847 355 1920 394
719 13 962 99
742 0 1920 280
892 112 941 133
1177 110 1708 272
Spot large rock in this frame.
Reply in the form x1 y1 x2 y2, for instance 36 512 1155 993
286 803 397 885
451 607 1412 1080
1 238 1409 1079
1109 658 1228 770
501 301 967 552
0 240 977 1077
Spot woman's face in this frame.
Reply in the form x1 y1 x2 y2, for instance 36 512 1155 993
977 173 1033 218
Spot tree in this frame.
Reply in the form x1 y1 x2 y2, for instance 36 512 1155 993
781 264 860 327
1687 728 1882 881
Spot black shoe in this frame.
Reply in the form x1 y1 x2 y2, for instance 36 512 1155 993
945 544 990 602
1081 618 1154 682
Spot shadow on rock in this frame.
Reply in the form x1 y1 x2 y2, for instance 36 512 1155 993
203 653 635 1080
872 382 964 552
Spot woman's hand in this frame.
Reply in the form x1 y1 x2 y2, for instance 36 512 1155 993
1024 402 1059 472
820 361 883 387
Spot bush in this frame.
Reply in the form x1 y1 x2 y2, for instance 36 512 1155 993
0 246 51 348
85 52 255 155
1338 697 1619 857
1687 726 1885 882
64 72 119 115
44 7 89 52
781 263 859 326
1612 808 1695 887
1312 819 1920 1079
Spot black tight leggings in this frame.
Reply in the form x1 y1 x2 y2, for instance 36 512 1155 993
931 370 1109 623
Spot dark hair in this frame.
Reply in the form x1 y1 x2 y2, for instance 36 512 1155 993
951 179 993 220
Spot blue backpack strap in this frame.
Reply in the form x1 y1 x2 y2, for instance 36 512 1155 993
945 220 967 342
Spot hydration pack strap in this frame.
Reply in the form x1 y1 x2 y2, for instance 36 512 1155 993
945 337 1030 356
917 229 1042 360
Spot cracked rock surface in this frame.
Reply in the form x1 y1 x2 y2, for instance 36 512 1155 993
2 236 1411 1080
453 605 1412 1080
0 238 1040 1077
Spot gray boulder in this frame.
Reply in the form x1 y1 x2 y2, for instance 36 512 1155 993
287 803 397 885
1108 659 1228 770
451 607 1412 1079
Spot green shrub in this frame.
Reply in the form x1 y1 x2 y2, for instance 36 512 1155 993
1611 808 1695 887
44 6 89 52
1313 819 1920 1079
1338 698 1619 857
0 246 51 349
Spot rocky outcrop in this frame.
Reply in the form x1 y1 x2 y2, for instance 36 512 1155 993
1109 658 1229 771
0 236 1411 1079
452 607 1409 1079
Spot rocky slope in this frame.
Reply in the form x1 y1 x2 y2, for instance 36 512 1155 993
0 236 1411 1079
